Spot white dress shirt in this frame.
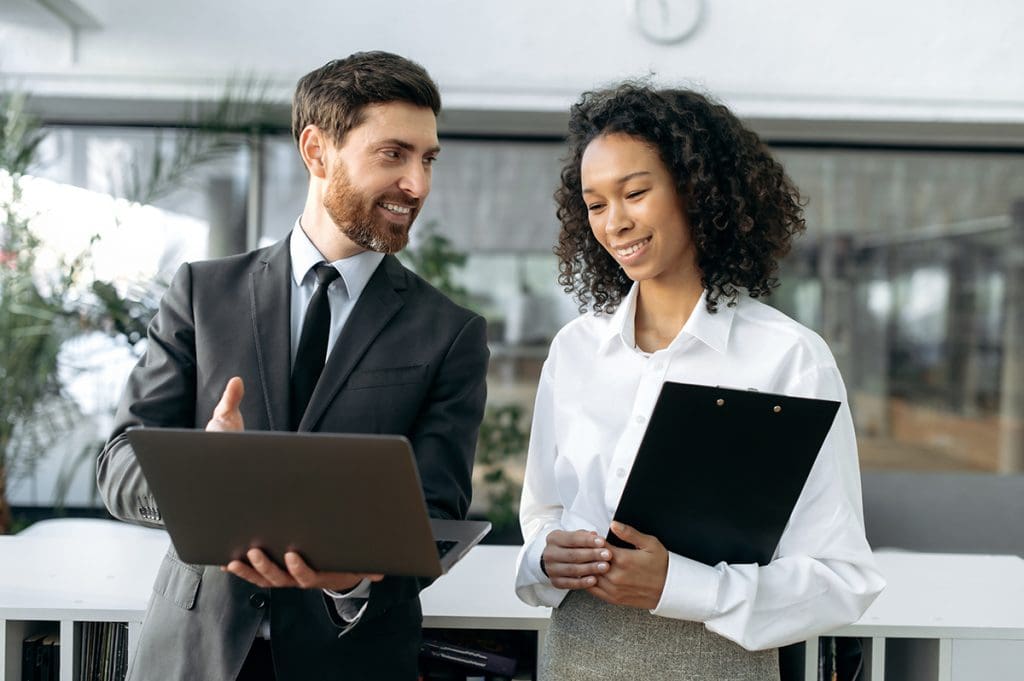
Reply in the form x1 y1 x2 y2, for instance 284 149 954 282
289 221 385 369
258 221 384 638
515 284 886 651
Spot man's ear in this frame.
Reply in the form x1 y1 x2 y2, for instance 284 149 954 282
299 125 329 179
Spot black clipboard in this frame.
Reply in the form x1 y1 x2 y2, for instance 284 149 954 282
608 382 840 566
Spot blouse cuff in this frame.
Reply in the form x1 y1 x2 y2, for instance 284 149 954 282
650 552 722 621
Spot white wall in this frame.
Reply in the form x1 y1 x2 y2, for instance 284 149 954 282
2 0 1023 139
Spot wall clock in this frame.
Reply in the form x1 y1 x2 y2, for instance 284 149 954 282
627 0 704 45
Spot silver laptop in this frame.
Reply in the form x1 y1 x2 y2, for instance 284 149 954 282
127 428 491 578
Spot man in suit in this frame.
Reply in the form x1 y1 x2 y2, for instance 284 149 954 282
97 51 489 681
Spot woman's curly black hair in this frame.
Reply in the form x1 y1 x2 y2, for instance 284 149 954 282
554 82 806 314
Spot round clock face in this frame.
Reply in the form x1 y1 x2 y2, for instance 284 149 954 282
628 0 704 45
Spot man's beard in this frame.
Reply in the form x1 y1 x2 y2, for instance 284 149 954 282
322 163 419 254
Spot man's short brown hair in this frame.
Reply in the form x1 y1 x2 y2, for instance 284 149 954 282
291 51 441 147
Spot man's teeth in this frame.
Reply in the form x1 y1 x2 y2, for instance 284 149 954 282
617 238 650 257
379 202 411 215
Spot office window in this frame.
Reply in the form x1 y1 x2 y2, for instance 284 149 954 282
12 126 1024 519
392 140 1024 478
7 125 250 507
774 147 1024 473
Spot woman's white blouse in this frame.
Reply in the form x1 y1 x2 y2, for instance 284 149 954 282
514 285 886 651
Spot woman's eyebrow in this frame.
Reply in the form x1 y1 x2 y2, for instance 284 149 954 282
582 170 652 195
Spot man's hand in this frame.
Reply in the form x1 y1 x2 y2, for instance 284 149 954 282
224 548 384 592
206 377 245 432
587 522 668 609
541 529 612 590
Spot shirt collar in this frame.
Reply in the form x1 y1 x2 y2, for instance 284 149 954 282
598 282 736 355
599 284 640 353
289 219 385 300
682 291 735 354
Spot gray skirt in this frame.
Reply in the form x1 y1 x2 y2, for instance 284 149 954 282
540 591 779 681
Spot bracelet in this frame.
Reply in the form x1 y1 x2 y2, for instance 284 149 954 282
540 556 549 577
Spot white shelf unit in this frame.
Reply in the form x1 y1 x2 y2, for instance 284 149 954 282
3 522 1024 681
821 551 1024 681
0 523 547 681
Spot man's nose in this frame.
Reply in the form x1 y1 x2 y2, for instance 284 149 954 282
398 163 430 199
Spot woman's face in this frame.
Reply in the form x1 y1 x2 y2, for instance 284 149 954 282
580 133 698 287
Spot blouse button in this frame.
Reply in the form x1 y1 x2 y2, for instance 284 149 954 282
635 414 646 425
617 467 627 478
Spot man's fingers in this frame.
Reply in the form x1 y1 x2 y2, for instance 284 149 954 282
213 377 245 419
248 549 295 588
207 377 245 432
283 552 385 590
225 560 271 588
283 551 319 588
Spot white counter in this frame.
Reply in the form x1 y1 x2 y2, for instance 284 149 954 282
2 521 1023 681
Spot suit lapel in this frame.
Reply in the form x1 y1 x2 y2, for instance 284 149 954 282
299 255 407 431
249 239 292 431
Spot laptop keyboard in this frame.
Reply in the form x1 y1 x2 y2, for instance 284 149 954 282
435 540 457 558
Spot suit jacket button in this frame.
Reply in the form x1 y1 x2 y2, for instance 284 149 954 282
249 593 267 609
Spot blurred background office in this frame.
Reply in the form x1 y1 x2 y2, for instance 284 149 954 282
1 0 1023 538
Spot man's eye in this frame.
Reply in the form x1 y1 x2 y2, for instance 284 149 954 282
424 156 438 166
382 150 401 159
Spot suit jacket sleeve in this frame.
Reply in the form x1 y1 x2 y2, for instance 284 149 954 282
97 262 198 527
362 311 489 621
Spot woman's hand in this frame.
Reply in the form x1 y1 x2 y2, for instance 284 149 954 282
542 529 612 589
587 522 668 609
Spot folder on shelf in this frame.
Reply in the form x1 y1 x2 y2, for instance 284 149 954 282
608 382 840 566
419 639 517 677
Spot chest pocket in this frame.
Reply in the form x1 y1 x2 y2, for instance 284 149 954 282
346 364 428 390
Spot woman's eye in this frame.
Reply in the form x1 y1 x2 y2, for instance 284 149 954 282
627 189 647 199
587 203 605 212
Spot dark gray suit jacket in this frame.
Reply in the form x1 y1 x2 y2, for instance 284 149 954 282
97 237 489 681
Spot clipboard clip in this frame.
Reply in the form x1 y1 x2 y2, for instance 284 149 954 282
712 386 782 413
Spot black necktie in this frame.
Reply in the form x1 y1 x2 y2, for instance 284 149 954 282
290 263 341 429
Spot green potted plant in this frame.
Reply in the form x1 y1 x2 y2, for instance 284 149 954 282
0 83 277 532
401 223 530 538
0 92 87 533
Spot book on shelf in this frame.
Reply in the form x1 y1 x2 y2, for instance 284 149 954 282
42 635 59 681
78 622 129 681
21 633 59 681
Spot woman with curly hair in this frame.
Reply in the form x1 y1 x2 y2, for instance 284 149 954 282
514 83 884 680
